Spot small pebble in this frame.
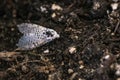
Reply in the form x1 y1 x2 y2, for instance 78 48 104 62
43 49 49 53
115 64 120 76
78 78 84 80
79 65 84 69
51 13 56 18
93 2 100 10
22 65 29 73
104 55 110 60
106 28 111 33
75 36 79 39
69 46 76 54
68 69 74 74
79 61 84 65
116 70 120 76
51 4 63 11
111 3 118 10
111 32 115 36
11 28 15 31
40 6 47 12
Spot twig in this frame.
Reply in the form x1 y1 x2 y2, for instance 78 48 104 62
113 20 120 34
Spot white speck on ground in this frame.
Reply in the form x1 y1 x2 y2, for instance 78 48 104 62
44 49 49 53
68 69 74 74
51 4 63 11
68 46 76 54
115 64 120 76
51 13 56 18
40 6 48 13
111 3 118 10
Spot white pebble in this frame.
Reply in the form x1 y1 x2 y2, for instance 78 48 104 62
40 6 47 12
111 3 118 10
78 78 84 80
69 46 76 54
43 49 49 53
93 2 100 10
79 65 84 69
104 55 110 60
116 70 120 76
68 69 74 74
51 13 56 18
115 64 120 76
51 4 63 11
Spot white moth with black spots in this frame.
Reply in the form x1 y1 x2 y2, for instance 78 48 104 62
16 23 60 50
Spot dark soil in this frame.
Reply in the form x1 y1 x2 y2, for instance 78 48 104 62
0 0 120 80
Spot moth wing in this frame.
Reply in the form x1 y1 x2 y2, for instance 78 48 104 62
17 33 46 50
17 23 46 34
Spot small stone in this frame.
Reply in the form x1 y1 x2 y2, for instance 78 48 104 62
93 2 100 10
22 65 29 73
111 3 118 10
111 32 115 36
43 49 49 53
116 70 120 76
115 64 120 76
79 65 84 69
69 46 76 54
51 4 63 11
106 28 111 32
78 78 82 80
51 13 56 18
68 69 74 74
40 6 47 12
75 36 78 39
11 28 15 31
79 61 84 65
58 15 64 21
61 62 64 65
104 55 110 59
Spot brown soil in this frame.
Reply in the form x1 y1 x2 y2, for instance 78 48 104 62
0 0 120 80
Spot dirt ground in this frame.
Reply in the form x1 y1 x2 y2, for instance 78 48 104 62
0 0 120 80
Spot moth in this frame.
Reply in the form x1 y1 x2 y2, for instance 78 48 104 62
16 23 60 50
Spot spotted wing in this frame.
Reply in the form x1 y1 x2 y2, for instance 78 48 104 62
16 33 47 50
17 23 46 34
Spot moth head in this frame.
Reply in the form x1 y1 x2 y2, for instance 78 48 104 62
44 29 60 40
